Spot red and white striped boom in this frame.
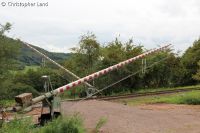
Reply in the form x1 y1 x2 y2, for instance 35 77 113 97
32 44 171 104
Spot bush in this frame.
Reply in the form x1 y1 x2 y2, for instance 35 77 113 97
38 114 85 133
0 114 85 133
0 80 37 100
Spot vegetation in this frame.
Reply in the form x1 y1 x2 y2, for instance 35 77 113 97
0 22 70 100
0 115 85 133
37 115 85 133
108 84 200 96
18 43 70 67
64 34 200 96
118 90 200 105
133 84 200 93
93 117 107 133
1 21 200 132
1 22 200 102
0 117 34 133
181 39 200 85
0 100 15 108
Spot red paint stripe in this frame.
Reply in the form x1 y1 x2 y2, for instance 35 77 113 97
72 83 76 87
60 88 64 93
78 80 81 85
104 70 107 74
66 86 70 90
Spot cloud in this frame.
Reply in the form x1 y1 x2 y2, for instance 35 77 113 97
1 0 200 53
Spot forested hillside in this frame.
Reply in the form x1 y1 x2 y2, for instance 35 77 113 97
18 43 70 66
0 35 70 69
0 23 70 100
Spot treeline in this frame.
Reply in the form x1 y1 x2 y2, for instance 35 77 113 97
1 23 200 100
63 33 200 95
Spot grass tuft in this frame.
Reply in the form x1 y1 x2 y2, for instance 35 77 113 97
94 117 107 133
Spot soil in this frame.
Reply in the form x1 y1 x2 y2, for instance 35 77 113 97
62 100 200 133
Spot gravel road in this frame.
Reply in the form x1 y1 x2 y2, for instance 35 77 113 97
62 100 200 133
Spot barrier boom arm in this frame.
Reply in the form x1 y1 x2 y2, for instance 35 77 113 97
32 44 171 104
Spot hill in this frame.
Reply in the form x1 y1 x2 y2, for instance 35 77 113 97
19 42 71 66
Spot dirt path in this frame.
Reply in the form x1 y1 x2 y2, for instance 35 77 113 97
62 100 200 133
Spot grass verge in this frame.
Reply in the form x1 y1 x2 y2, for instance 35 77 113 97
110 84 200 97
117 90 200 105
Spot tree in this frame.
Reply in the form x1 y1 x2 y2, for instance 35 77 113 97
193 61 200 81
142 50 183 88
0 23 20 82
65 32 101 77
78 32 100 72
96 38 144 94
0 22 21 99
14 68 68 93
0 22 11 35
181 39 200 85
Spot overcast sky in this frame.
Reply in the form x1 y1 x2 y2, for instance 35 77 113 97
0 0 200 53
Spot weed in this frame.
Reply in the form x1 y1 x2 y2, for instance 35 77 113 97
93 117 107 133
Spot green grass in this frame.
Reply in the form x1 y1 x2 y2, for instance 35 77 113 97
0 114 86 133
0 117 34 133
10 65 40 74
23 66 40 72
0 100 15 108
37 115 85 133
110 84 200 97
135 85 200 93
117 90 200 106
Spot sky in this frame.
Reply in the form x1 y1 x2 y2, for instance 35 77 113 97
0 0 200 53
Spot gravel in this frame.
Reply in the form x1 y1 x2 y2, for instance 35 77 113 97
62 100 200 133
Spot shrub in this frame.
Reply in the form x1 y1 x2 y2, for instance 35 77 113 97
38 114 85 133
0 114 85 133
